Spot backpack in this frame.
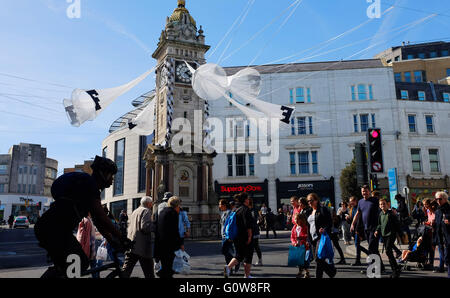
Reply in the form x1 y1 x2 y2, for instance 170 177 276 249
224 211 238 240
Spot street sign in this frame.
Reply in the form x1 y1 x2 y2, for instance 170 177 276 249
388 168 398 209
373 162 382 172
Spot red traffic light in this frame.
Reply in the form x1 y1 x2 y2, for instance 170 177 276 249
371 130 379 138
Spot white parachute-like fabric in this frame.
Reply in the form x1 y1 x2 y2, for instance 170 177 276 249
128 99 156 135
64 68 154 127
187 62 294 124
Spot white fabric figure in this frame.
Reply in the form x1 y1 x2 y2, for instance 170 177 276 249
185 62 294 124
128 99 156 136
64 68 154 127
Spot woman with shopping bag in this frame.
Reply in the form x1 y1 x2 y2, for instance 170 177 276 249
306 193 337 278
289 213 311 278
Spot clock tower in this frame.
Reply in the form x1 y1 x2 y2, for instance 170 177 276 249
145 0 218 221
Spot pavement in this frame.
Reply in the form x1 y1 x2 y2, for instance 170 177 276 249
0 229 447 278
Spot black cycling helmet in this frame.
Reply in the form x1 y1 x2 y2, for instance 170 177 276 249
91 156 118 175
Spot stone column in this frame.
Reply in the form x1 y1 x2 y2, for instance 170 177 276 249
168 160 174 194
202 163 207 202
145 161 154 197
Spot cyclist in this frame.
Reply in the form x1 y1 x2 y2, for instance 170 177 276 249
34 156 131 278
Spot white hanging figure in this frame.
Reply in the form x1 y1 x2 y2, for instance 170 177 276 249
128 99 156 136
184 62 295 124
64 68 155 127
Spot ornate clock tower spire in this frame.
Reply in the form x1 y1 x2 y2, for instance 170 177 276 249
145 0 216 221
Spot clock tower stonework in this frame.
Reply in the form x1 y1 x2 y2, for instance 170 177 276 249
145 0 218 221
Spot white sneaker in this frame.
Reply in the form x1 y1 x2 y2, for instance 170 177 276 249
224 266 230 278
245 275 254 278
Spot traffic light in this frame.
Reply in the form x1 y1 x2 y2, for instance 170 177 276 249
367 128 384 173
370 173 379 190
37 202 42 210
355 143 368 186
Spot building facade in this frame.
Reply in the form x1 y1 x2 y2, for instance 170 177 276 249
0 143 58 222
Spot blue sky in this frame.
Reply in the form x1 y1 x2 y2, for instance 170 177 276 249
0 0 449 174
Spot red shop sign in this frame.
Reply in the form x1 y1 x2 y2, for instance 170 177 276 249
220 185 263 193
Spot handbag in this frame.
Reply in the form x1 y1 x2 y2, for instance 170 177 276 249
96 245 108 261
317 232 334 262
288 245 306 267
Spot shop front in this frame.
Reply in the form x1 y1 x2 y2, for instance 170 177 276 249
275 178 336 210
407 175 449 208
214 180 268 211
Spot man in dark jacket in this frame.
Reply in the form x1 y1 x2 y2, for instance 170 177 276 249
434 191 450 278
154 196 183 278
395 194 411 244
265 208 277 239
224 192 253 278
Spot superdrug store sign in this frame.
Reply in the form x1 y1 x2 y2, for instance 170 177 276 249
220 185 263 193
215 180 268 199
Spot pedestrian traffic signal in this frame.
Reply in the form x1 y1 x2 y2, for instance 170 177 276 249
370 173 379 190
37 202 42 210
367 128 384 173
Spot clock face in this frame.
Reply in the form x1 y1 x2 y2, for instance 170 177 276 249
175 62 193 84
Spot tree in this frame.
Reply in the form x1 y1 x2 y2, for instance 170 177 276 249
340 159 360 201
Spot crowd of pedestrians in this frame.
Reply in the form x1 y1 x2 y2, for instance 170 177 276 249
71 187 449 279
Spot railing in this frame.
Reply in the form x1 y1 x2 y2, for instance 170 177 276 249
188 220 221 240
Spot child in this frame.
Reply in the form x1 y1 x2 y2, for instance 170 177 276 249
375 198 401 278
291 213 310 278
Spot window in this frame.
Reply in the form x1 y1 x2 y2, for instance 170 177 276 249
114 138 125 196
425 115 434 133
298 117 306 135
235 119 245 138
418 53 425 59
296 88 305 103
371 114 376 128
307 88 311 103
351 86 356 101
290 151 319 175
308 117 313 134
290 152 296 175
394 56 400 61
358 84 367 100
110 200 127 222
235 154 246 176
0 165 7 175
411 149 422 172
447 68 450 77
311 151 318 174
227 155 233 177
414 71 425 83
407 54 414 60
430 52 437 58
353 115 358 133
360 114 369 132
369 85 374 100
443 93 450 102
249 154 255 176
429 149 440 173
394 73 402 82
289 89 294 104
298 152 309 174
291 118 295 136
401 90 409 100
138 135 153 193
404 72 412 82
442 50 449 57
0 184 5 193
418 91 426 101
408 115 416 133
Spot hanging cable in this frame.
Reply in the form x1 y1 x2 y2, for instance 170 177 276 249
0 72 73 89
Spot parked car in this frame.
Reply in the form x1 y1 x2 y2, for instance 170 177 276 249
13 216 30 229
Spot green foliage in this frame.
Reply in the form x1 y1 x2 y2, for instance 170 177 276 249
340 159 360 201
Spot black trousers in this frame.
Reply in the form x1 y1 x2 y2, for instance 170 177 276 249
159 252 176 278
330 232 345 261
312 237 336 279
266 226 277 238
35 215 89 278
122 252 154 278
253 238 262 260
221 239 234 265
383 235 400 273
365 229 385 271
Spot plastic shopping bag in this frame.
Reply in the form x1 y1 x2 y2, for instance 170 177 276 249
317 232 334 262
96 245 108 261
288 245 306 267
172 249 191 275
